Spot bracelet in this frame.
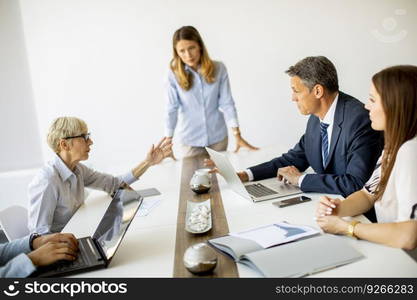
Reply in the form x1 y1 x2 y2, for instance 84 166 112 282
29 233 41 250
346 220 360 238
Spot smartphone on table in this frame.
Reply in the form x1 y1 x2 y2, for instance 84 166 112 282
272 196 312 208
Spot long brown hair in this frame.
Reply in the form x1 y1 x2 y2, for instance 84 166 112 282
374 65 417 200
170 26 216 91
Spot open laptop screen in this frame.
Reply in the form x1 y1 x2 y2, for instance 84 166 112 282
92 189 143 261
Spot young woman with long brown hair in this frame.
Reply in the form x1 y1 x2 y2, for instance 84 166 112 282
315 65 417 249
164 26 257 158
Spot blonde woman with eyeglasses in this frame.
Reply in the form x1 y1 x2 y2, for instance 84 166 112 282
165 26 258 159
28 116 172 234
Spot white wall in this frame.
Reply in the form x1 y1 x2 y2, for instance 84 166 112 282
13 0 417 177
0 0 43 172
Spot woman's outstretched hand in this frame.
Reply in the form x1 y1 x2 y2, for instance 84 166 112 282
146 137 173 165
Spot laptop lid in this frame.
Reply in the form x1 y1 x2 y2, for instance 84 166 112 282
205 148 252 200
92 189 143 262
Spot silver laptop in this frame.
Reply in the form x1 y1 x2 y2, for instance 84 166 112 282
206 148 301 202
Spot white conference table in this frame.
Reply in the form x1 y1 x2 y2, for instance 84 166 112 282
64 145 417 277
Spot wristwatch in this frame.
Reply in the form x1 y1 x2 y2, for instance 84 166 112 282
346 220 360 238
29 233 41 250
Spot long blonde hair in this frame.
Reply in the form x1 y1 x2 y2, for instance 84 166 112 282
373 65 417 200
170 26 216 91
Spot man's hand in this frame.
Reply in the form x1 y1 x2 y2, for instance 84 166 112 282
277 166 302 185
237 171 249 182
203 158 215 168
234 135 259 153
28 242 78 267
146 137 173 165
32 233 78 251
203 158 248 182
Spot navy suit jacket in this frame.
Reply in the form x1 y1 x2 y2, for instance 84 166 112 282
249 92 383 197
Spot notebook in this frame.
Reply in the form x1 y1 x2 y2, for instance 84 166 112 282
32 188 143 277
209 230 363 277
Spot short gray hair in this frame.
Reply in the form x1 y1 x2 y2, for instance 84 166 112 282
47 117 87 153
285 56 339 93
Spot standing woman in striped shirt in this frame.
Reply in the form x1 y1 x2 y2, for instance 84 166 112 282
315 65 417 250
165 26 258 159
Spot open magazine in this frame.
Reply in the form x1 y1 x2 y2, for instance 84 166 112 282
208 222 319 260
208 222 363 277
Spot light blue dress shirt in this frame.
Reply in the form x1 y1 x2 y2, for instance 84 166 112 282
165 61 239 147
28 154 137 234
0 235 36 277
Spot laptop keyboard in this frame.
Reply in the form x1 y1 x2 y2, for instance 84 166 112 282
245 183 278 197
56 252 86 271
55 238 97 271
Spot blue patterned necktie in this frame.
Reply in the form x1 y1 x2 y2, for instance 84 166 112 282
320 122 329 167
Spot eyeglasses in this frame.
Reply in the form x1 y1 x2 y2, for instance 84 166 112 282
63 133 91 141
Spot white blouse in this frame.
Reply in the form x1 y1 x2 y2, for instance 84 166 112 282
363 137 417 223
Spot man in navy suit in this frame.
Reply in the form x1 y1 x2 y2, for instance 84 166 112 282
0 233 78 277
236 56 383 198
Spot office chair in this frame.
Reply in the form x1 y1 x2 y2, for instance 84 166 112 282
0 205 30 241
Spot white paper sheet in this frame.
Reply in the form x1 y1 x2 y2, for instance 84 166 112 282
229 222 319 248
